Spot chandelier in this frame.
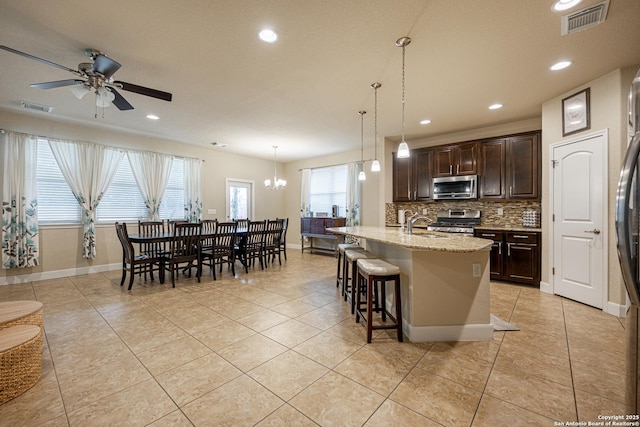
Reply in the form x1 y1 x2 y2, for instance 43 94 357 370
264 146 286 189
396 36 411 159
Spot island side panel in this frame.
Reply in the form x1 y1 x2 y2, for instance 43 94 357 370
366 241 492 342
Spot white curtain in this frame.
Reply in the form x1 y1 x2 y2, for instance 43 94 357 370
184 158 202 222
300 168 311 217
2 131 40 268
346 163 362 227
127 151 173 220
48 140 124 258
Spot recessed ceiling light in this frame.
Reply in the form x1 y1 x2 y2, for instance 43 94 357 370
146 114 159 120
419 119 431 125
550 60 572 71
552 0 582 11
489 103 503 110
258 29 278 43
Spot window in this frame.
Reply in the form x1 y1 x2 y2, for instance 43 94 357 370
36 139 187 224
309 165 348 217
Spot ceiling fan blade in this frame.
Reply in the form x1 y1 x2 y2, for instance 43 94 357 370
114 81 172 102
110 87 134 110
92 54 121 79
0 45 79 74
30 79 85 89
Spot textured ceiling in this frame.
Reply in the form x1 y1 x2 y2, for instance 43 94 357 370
0 0 639 162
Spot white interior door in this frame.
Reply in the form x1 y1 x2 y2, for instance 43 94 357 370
226 179 254 220
551 131 607 309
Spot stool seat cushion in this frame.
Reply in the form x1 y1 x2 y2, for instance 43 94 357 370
357 259 401 275
338 243 363 254
345 249 376 261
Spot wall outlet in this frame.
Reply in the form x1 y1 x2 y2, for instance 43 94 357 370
497 207 504 216
207 209 216 215
422 208 427 215
472 263 481 277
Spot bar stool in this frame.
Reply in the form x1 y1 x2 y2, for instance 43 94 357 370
336 243 364 292
344 249 377 314
355 259 403 343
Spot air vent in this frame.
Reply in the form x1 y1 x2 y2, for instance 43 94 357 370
561 0 609 35
20 100 53 113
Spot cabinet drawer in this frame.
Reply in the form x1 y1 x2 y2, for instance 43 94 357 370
476 230 504 242
506 232 539 244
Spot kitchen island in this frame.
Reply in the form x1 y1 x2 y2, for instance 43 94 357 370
328 226 494 342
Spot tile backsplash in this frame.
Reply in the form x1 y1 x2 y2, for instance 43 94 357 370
386 200 542 229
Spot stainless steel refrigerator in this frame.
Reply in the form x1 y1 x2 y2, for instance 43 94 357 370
615 66 640 413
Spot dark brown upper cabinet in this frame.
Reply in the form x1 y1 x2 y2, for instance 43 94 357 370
392 148 433 202
433 142 477 177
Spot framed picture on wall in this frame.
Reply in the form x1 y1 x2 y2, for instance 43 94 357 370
562 88 590 136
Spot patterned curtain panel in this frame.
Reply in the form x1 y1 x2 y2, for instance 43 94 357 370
300 168 311 217
48 140 124 259
1 131 40 269
127 151 173 220
346 163 362 227
184 158 202 222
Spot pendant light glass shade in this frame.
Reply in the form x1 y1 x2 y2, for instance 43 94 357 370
396 36 411 159
265 146 286 189
370 82 382 172
358 110 366 181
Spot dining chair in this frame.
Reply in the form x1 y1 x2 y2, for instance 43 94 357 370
264 219 284 267
115 222 161 290
161 222 203 287
235 219 266 273
200 219 217 252
201 221 237 280
137 220 166 280
276 217 288 260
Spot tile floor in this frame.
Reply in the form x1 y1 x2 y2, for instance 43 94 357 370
0 251 628 426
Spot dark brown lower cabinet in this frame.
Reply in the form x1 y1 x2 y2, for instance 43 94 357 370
475 229 540 286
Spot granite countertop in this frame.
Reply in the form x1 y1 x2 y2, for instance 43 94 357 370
328 226 493 253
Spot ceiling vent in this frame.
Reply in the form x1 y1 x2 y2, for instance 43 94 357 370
20 100 53 113
561 0 609 35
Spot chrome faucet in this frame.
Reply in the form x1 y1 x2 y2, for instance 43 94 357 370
407 213 433 235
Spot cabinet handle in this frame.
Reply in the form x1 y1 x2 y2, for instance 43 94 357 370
449 165 453 175
457 164 460 175
482 233 496 237
510 186 513 196
507 242 511 256
497 241 502 255
512 235 529 239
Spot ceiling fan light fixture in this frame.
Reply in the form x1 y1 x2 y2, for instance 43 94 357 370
70 85 91 99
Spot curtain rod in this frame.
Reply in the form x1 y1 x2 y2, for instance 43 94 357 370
298 158 375 172
0 128 202 162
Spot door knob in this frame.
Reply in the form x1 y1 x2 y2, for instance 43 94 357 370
584 229 601 234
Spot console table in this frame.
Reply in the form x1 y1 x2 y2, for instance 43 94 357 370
300 217 345 255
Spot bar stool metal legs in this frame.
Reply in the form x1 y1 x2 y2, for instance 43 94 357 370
355 259 403 343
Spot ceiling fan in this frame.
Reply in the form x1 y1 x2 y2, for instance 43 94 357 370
0 45 172 113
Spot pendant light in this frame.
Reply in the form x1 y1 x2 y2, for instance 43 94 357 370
358 110 367 181
264 146 286 189
396 36 411 159
370 82 381 172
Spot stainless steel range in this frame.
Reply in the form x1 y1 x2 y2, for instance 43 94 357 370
427 209 481 235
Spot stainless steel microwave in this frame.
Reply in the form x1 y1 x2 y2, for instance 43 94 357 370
432 175 477 200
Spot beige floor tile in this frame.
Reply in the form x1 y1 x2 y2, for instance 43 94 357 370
270 299 319 317
575 389 628 422
471 394 556 427
136 335 212 375
248 350 329 400
255 403 317 426
335 347 415 396
236 309 291 332
295 306 352 330
216 334 288 371
436 338 501 363
293 331 363 368
365 399 440 426
501 327 569 358
567 335 625 373
191 319 256 351
66 379 176 426
389 367 482 426
289 371 385 427
294 290 341 307
509 311 567 339
115 323 189 353
494 342 572 386
182 375 284 426
155 352 242 406
147 409 194 426
326 317 369 344
161 305 228 333
484 365 577 421
366 335 432 364
262 319 322 348
416 343 493 391
572 359 626 403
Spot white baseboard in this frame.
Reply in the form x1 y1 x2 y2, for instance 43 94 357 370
605 300 628 318
540 280 552 294
404 321 494 342
0 263 121 286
